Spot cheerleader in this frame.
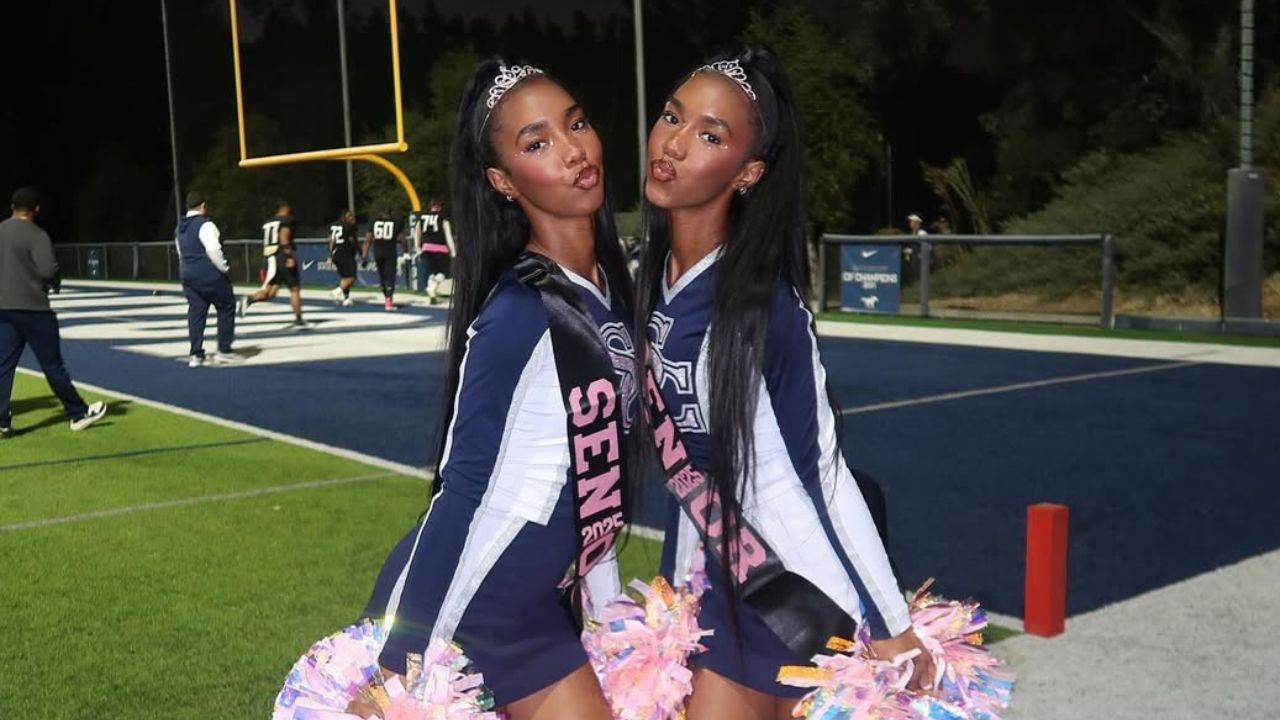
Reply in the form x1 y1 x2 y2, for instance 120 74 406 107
636 47 935 719
361 57 636 720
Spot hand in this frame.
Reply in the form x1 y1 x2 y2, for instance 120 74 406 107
868 628 937 694
285 257 297 269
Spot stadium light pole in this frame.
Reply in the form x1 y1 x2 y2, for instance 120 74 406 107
160 0 182 222
338 0 356 217
634 0 647 201
1223 0 1265 318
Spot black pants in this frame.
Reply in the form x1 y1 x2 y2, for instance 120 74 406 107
375 253 397 298
0 309 90 424
183 276 236 357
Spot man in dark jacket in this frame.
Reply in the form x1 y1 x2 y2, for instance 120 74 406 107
176 192 241 367
0 187 107 436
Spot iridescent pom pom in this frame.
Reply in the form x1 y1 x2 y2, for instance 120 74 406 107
778 581 1015 720
273 619 505 719
583 568 711 720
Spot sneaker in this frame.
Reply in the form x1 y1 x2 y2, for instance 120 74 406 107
188 354 204 368
0 423 11 438
384 298 396 312
210 352 244 366
70 401 108 432
236 296 249 318
290 318 310 330
341 297 354 307
330 287 345 305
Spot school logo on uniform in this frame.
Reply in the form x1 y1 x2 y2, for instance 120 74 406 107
647 312 707 434
599 321 637 430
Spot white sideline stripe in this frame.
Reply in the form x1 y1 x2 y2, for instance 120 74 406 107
816 320 1280 368
63 279 444 307
0 472 398 532
841 361 1196 415
629 525 664 541
15 367 433 480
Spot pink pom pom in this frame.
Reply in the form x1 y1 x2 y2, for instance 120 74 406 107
273 620 506 720
778 581 1015 720
583 571 711 720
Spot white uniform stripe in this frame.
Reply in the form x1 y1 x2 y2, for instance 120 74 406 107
798 292 912 634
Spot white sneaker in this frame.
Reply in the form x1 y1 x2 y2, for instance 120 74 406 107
330 287 345 304
341 297 354 307
70 401 108 432
211 352 244 365
188 355 204 368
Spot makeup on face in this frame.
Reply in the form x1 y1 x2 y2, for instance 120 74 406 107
644 72 758 210
490 78 605 218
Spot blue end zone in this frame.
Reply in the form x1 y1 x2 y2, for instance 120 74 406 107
25 285 1280 619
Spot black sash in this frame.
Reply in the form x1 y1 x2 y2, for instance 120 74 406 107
644 368 856 659
514 253 627 585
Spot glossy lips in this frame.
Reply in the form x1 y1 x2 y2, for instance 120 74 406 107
650 159 676 183
574 165 601 190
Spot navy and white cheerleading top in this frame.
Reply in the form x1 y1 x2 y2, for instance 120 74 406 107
380 265 637 647
652 249 911 640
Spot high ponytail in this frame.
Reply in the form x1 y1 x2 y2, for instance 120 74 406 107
434 57 634 491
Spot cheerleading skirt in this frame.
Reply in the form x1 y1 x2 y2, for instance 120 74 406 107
361 483 587 706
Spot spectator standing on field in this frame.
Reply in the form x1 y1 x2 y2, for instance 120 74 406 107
0 187 107 437
176 192 241 368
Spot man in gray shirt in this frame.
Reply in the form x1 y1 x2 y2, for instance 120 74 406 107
0 187 107 436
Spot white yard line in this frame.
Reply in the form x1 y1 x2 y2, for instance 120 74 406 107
64 279 444 307
817 320 1280 368
0 472 400 532
15 367 433 480
841 362 1197 415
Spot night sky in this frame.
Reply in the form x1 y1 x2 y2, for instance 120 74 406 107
1 0 1037 244
3 0 674 242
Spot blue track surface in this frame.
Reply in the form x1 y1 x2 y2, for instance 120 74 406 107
19 285 1280 619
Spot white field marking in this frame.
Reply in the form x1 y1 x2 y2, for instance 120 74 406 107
64 279 442 307
55 304 193 321
51 295 194 310
816 320 1280 368
15 367 434 480
44 291 129 301
0 472 399 533
840 361 1197 416
51 290 448 363
628 525 664 542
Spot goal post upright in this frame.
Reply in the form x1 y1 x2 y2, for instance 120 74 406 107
226 0 420 211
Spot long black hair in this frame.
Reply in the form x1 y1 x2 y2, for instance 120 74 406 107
435 56 633 484
636 47 808 598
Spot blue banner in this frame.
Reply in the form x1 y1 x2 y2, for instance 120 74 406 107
840 244 900 314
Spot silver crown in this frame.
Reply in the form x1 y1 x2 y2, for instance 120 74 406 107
697 60 757 102
486 65 544 110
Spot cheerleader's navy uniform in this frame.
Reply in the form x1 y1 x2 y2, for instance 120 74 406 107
649 250 912 697
362 265 637 705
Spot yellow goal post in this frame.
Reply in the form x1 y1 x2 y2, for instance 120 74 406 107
226 0 420 210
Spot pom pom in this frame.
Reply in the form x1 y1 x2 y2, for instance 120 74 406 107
778 581 1014 720
583 567 711 720
273 619 505 719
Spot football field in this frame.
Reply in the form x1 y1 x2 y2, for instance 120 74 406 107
5 281 1279 718
0 371 661 717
